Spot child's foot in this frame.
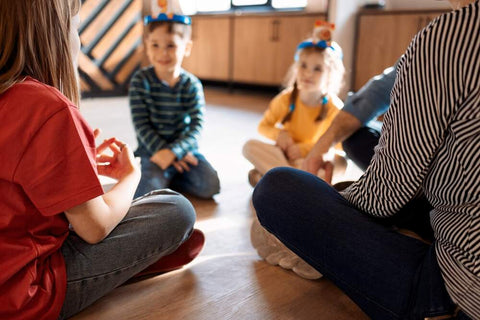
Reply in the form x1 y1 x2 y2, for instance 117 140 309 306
248 169 262 187
250 216 322 280
134 229 205 277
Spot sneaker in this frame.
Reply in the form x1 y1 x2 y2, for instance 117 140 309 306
134 229 205 277
248 169 262 187
332 180 355 192
250 216 322 280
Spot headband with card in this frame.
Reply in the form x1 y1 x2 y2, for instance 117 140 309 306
294 20 342 60
144 0 191 26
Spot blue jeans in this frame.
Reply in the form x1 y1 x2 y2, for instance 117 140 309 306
59 190 196 319
252 167 459 320
135 152 220 199
342 125 381 171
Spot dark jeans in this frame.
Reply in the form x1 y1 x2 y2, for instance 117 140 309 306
252 167 459 320
135 152 220 199
342 126 381 171
59 190 196 319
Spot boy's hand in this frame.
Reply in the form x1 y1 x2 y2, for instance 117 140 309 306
286 144 302 161
150 149 176 170
276 130 294 151
172 152 198 173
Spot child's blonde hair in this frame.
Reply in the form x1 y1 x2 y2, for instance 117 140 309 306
282 43 345 124
0 0 82 105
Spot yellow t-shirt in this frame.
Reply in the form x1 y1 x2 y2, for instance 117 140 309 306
258 89 343 157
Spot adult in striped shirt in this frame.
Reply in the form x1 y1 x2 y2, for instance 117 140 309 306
129 18 220 199
253 0 480 319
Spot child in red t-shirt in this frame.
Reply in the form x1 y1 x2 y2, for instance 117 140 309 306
0 1 204 319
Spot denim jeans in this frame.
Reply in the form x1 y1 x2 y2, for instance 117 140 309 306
252 167 459 320
58 190 196 319
342 125 381 171
135 152 220 199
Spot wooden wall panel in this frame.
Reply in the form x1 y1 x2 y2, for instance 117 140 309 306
78 0 144 96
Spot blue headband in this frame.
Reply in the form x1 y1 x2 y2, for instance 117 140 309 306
294 40 341 61
144 14 191 26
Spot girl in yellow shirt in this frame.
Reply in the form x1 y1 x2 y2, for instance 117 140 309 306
243 34 345 186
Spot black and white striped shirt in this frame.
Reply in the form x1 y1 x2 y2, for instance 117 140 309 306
344 1 480 317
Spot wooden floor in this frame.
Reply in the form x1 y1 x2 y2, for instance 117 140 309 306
72 87 367 320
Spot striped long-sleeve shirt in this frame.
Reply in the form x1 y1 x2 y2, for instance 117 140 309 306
343 2 480 317
128 67 205 159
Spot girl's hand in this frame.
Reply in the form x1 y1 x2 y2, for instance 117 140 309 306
286 144 302 161
150 149 176 170
96 138 139 181
276 130 294 151
172 152 198 173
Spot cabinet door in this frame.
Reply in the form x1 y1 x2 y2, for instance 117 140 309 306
232 16 278 85
354 14 422 90
182 17 231 81
274 15 323 83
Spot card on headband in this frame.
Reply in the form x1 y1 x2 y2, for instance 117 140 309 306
145 0 191 25
294 20 342 60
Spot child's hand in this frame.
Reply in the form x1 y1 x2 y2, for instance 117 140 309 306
172 152 198 173
286 144 302 161
96 138 139 181
150 149 176 170
276 130 294 151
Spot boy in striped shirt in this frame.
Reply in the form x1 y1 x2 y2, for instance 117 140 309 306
129 14 220 199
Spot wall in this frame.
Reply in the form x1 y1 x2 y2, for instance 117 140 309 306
326 0 361 98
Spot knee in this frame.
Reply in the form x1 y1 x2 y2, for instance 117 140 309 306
242 139 261 160
144 190 196 236
195 172 220 199
252 167 295 224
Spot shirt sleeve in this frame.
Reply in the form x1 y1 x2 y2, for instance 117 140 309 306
14 106 104 216
258 92 289 141
343 17 457 217
343 65 397 125
129 71 170 155
168 77 205 160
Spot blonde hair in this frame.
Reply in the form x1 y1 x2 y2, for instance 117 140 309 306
0 0 81 105
281 44 345 123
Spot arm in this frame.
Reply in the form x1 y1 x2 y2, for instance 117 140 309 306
257 93 290 142
342 65 396 125
167 78 205 160
65 140 140 244
302 110 361 174
343 19 456 217
302 66 396 175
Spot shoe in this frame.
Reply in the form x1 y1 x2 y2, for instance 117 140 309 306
332 180 355 192
250 216 322 280
248 169 262 187
134 229 205 277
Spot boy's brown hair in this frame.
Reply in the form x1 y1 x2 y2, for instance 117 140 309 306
146 21 192 40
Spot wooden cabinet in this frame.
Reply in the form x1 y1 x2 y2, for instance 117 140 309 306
182 16 231 81
182 12 325 86
233 14 324 85
354 10 447 90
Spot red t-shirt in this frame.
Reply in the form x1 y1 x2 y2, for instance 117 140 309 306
0 78 104 319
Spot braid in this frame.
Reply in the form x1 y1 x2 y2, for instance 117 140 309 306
314 95 328 122
282 81 298 124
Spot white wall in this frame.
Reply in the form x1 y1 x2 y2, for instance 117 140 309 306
326 0 361 98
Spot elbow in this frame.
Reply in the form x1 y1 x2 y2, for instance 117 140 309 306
79 226 109 245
